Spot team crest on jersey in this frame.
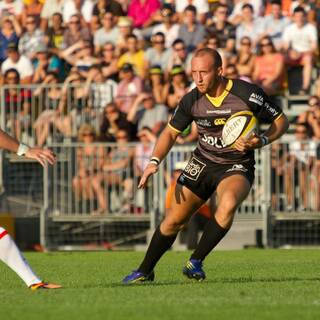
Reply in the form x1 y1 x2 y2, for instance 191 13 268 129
226 164 248 173
182 156 206 181
214 118 226 126
249 93 264 106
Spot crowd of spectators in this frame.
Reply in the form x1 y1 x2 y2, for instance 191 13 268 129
0 0 319 213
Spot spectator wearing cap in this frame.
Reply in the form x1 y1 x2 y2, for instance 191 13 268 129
44 12 65 56
1 42 33 84
0 15 21 64
115 63 143 114
282 6 318 95
40 0 64 31
166 39 192 78
164 65 190 111
144 32 171 75
177 5 206 53
235 4 264 49
116 16 143 55
32 43 62 83
175 0 209 25
62 14 92 49
18 15 44 60
94 11 120 54
145 65 166 104
261 1 290 51
151 5 179 48
128 0 161 28
127 92 168 135
118 34 145 78
207 3 235 54
21 0 43 27
62 0 94 25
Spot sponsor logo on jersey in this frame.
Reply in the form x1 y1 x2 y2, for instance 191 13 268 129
196 119 212 127
249 93 264 106
201 134 227 149
182 156 206 181
214 118 226 126
206 109 231 115
264 102 279 117
226 164 248 173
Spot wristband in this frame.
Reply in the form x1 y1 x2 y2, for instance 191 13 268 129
260 135 269 147
149 156 160 166
16 143 30 156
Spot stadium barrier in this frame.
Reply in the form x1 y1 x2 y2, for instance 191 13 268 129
36 143 271 250
0 83 115 146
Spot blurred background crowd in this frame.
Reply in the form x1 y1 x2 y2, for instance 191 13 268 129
0 0 319 216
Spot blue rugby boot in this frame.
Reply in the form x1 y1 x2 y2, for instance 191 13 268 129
183 259 206 281
122 270 155 284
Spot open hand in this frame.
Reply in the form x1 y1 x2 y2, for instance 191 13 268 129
25 148 56 167
138 163 158 189
233 131 262 152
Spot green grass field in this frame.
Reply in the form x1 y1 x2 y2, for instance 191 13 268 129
1 249 320 320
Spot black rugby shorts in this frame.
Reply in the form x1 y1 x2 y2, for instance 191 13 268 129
177 154 255 200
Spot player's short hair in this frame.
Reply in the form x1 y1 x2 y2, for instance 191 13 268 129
193 48 222 69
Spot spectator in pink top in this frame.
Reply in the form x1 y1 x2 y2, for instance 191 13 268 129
252 36 285 96
128 0 161 28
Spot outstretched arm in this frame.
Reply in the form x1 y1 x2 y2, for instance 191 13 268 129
0 129 56 166
138 126 179 188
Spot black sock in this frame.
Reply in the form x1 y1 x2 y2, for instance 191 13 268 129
138 226 177 274
190 217 229 261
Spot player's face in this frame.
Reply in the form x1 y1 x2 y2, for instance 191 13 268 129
191 55 222 94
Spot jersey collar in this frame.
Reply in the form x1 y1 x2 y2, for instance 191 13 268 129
205 79 233 107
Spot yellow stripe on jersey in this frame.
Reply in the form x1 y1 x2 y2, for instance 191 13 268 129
274 112 283 121
206 79 233 107
168 123 182 133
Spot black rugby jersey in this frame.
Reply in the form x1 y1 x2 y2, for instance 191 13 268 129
169 79 282 164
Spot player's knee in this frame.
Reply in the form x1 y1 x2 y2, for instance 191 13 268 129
218 193 239 215
161 218 184 235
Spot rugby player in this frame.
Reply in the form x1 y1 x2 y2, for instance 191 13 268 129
123 48 289 284
0 129 61 289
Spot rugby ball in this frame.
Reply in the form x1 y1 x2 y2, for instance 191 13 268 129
222 111 258 147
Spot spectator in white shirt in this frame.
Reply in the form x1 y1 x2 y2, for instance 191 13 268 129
175 0 209 24
1 42 33 84
152 4 179 48
63 0 94 24
282 6 318 94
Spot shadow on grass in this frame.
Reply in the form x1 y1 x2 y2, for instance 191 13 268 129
79 277 320 289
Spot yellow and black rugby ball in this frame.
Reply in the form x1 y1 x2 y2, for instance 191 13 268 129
222 111 258 147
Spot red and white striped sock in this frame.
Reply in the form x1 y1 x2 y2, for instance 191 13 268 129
0 227 41 287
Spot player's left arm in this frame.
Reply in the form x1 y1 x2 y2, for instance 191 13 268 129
0 129 56 166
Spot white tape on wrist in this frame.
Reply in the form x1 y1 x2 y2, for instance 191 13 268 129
17 143 30 156
260 135 269 147
149 157 160 166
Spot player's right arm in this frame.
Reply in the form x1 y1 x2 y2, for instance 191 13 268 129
138 126 179 189
0 129 56 166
